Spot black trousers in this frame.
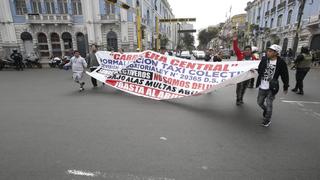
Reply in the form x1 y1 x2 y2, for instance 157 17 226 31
236 80 249 101
90 67 98 87
294 67 310 92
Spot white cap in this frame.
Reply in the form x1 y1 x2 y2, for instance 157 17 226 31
268 44 282 54
252 46 259 52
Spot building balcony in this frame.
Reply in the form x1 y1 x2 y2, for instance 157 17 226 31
288 0 295 5
307 15 320 28
271 7 276 14
277 1 286 11
26 14 72 24
100 14 119 24
265 11 270 16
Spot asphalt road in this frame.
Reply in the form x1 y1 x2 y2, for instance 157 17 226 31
0 66 320 180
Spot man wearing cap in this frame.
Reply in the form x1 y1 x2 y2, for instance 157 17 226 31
256 44 289 127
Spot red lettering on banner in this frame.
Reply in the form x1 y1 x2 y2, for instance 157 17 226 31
203 64 214 71
144 51 167 63
213 64 222 71
113 54 120 60
126 55 132 60
192 82 214 90
223 64 230 71
170 59 180 66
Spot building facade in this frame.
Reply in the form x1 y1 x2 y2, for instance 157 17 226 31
245 0 320 53
0 0 177 61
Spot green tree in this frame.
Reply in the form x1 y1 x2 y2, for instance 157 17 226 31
181 33 195 51
198 26 220 49
160 35 169 48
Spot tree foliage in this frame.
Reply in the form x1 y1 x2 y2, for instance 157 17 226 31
197 26 220 49
181 33 195 51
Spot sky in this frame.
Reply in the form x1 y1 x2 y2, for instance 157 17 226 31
167 0 248 45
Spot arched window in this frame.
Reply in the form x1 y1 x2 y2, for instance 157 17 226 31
270 18 274 28
62 32 73 55
277 14 283 27
37 33 49 57
76 32 87 57
287 10 293 24
21 32 33 41
107 31 118 51
51 33 62 57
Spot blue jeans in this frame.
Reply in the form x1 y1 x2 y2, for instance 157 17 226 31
257 89 275 120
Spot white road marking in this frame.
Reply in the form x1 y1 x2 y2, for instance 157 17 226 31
66 169 100 177
160 137 167 141
66 169 175 180
281 100 320 105
282 100 320 120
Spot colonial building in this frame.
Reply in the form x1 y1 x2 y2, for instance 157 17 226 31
0 0 177 61
245 0 320 52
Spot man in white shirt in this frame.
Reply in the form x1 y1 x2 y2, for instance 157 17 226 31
256 44 289 127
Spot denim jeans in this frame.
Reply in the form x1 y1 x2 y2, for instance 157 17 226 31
257 89 275 120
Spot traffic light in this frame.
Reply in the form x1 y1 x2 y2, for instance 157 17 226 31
121 3 130 9
107 0 117 4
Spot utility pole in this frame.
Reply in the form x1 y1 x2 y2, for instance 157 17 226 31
292 0 306 57
156 16 160 51
136 7 142 51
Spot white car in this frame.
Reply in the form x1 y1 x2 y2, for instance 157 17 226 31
180 51 191 59
195 51 206 59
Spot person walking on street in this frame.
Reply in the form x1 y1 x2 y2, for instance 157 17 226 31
256 44 289 127
233 32 258 105
10 49 24 71
64 50 87 92
291 47 312 95
86 44 100 88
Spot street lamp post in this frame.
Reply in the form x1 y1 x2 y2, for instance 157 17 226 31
292 0 306 57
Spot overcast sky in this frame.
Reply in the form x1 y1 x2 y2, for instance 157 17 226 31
167 0 248 45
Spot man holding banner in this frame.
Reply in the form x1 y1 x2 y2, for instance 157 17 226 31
233 32 258 105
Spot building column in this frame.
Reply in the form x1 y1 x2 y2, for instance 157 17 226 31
60 36 65 56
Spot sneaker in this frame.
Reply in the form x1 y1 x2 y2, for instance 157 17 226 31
80 82 85 88
296 91 304 95
261 119 271 127
291 88 297 92
263 110 266 117
79 87 84 92
236 100 241 106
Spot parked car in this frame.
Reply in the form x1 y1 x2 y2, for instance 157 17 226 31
180 51 191 59
194 51 206 59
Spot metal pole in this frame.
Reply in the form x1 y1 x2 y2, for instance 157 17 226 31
156 16 160 51
292 0 306 57
136 8 142 51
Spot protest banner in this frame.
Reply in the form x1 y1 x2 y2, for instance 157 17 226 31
87 51 259 100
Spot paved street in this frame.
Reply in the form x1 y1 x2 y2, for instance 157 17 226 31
1 67 320 180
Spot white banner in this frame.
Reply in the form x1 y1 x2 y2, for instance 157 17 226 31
87 51 259 100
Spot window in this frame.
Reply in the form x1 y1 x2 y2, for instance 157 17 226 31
277 14 283 27
45 0 55 14
273 0 276 7
265 21 268 27
58 0 68 14
267 1 270 10
15 0 27 15
287 10 293 24
270 18 274 28
72 0 82 15
31 0 42 14
105 0 115 15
